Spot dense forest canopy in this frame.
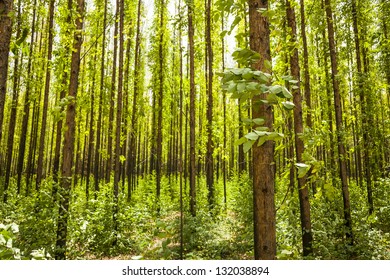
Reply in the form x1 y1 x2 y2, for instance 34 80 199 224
0 0 389 260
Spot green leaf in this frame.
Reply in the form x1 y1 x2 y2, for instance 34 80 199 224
269 85 283 94
245 132 259 141
295 163 311 178
243 140 255 153
237 82 246 92
264 59 272 70
267 93 279 104
235 136 247 146
282 87 293 98
253 118 265 125
246 82 258 92
282 101 295 110
242 68 253 80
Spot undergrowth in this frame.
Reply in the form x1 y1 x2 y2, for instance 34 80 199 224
1 175 389 259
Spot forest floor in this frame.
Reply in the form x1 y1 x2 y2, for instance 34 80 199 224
1 175 390 260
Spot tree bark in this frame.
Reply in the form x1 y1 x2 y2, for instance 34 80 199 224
188 0 196 217
324 0 354 246
286 0 313 256
55 0 85 260
36 0 56 189
249 0 276 260
0 0 13 161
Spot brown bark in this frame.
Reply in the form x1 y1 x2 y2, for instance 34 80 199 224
351 0 373 215
16 0 37 194
249 0 276 260
286 0 313 256
188 0 196 217
127 0 142 200
3 0 21 203
205 0 214 208
55 0 84 260
94 0 108 199
36 0 56 189
324 0 353 245
156 0 165 211
106 0 119 182
0 0 13 158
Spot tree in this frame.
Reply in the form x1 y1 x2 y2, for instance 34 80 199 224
55 0 85 260
286 0 313 256
248 0 276 260
188 0 196 217
0 0 13 158
324 0 354 246
205 0 214 208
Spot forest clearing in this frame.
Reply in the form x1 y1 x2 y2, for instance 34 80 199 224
0 0 390 260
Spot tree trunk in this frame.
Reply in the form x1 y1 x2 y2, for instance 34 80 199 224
0 0 13 150
16 0 37 195
324 0 354 246
55 0 85 260
188 0 196 217
36 0 56 190
248 0 276 260
106 0 119 183
286 0 313 256
205 0 214 208
3 0 21 203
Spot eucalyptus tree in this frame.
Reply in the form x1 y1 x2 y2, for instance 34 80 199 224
324 0 353 246
36 0 56 190
249 0 276 260
0 0 13 162
188 0 196 217
285 0 313 257
16 0 38 195
205 0 214 208
3 0 21 203
55 0 85 260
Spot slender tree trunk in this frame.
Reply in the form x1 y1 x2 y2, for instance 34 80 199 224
112 0 125 245
55 0 84 260
351 0 373 215
107 0 119 183
3 0 21 202
94 0 108 199
324 0 354 245
249 0 276 259
127 0 142 201
205 0 214 208
0 0 13 149
188 0 196 217
16 0 37 194
156 0 165 212
286 0 313 256
36 0 56 189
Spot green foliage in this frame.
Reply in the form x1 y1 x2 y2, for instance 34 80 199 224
0 223 21 260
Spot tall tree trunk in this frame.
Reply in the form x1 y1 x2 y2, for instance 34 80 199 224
286 0 313 256
112 0 124 245
55 0 84 260
106 0 119 182
0 0 13 171
351 0 373 215
156 0 165 212
36 0 56 189
16 0 37 195
205 0 214 208
324 0 353 246
248 0 276 260
3 0 21 203
299 0 312 129
127 0 142 201
188 0 196 217
94 0 108 199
